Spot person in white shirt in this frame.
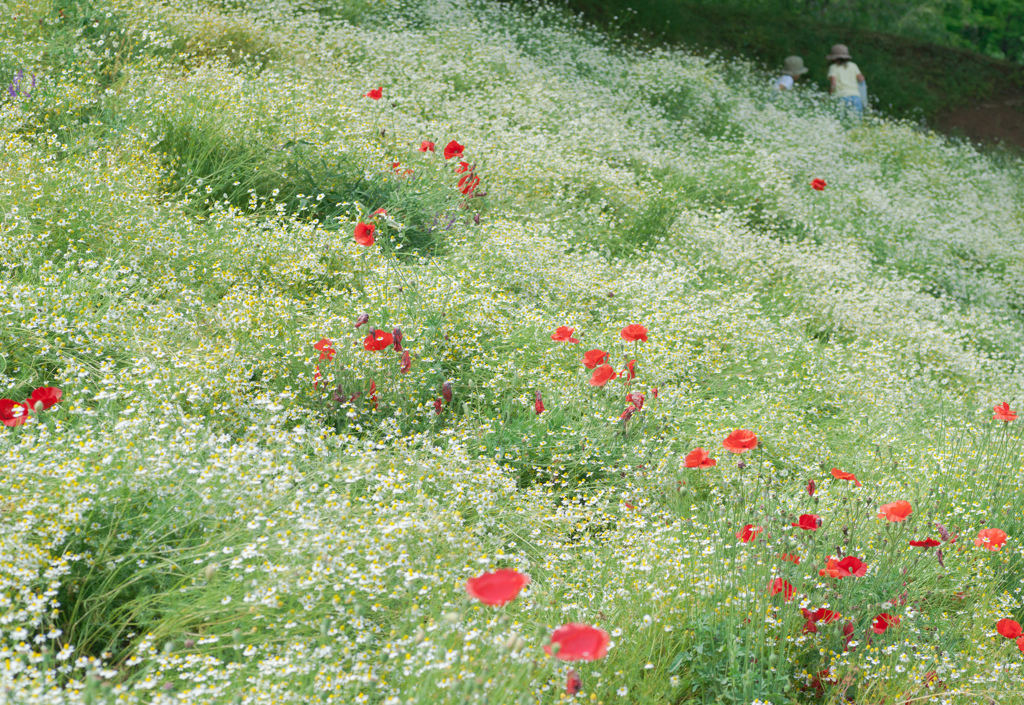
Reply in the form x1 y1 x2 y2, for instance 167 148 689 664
774 56 808 90
826 44 866 114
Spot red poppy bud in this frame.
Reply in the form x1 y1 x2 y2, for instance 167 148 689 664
354 313 369 328
807 479 816 496
400 350 411 374
392 326 403 351
566 670 581 695
434 398 443 415
535 390 544 416
442 381 453 403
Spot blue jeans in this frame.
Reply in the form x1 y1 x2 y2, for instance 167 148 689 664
840 95 863 114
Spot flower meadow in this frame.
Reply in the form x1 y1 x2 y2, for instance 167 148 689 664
1 0 1024 703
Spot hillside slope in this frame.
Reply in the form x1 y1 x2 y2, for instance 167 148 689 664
0 0 1023 703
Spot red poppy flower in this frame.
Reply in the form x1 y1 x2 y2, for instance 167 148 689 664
619 405 635 422
455 160 471 174
623 359 636 381
807 479 816 496
313 338 335 361
458 174 480 195
736 524 763 543
819 556 867 578
830 467 862 486
1018 636 1024 653
566 670 582 695
909 538 940 547
419 140 435 152
722 429 758 454
801 608 841 633
792 514 822 531
544 624 610 661
779 553 801 564
975 528 1008 551
684 448 716 468
620 324 648 342
811 178 826 191
363 329 394 351
582 349 609 369
354 222 376 247
803 607 841 623
26 386 62 411
589 365 616 387
535 390 545 416
551 326 580 343
364 87 383 100
997 619 1023 639
626 391 645 410
433 397 443 414
768 578 795 602
443 140 465 160
442 381 453 403
0 399 28 427
313 364 322 389
871 613 900 634
878 500 913 523
465 569 530 606
400 350 411 374
993 402 1017 421
651 387 658 398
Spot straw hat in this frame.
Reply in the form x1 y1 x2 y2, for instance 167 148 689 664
827 44 853 60
782 56 809 76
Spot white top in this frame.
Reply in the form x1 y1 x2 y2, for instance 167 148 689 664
774 74 794 90
827 61 862 98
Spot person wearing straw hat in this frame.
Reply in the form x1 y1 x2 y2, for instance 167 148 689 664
774 56 809 90
826 44 865 114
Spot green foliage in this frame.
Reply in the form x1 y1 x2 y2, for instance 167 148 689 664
557 0 1024 121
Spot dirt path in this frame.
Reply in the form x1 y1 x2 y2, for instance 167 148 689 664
935 98 1024 150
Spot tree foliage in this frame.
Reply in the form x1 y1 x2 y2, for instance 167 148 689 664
696 0 1024 63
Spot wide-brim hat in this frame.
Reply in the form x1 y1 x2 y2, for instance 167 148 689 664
783 55 809 76
827 43 853 60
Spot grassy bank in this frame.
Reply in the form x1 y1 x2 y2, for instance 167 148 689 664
0 0 1023 703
